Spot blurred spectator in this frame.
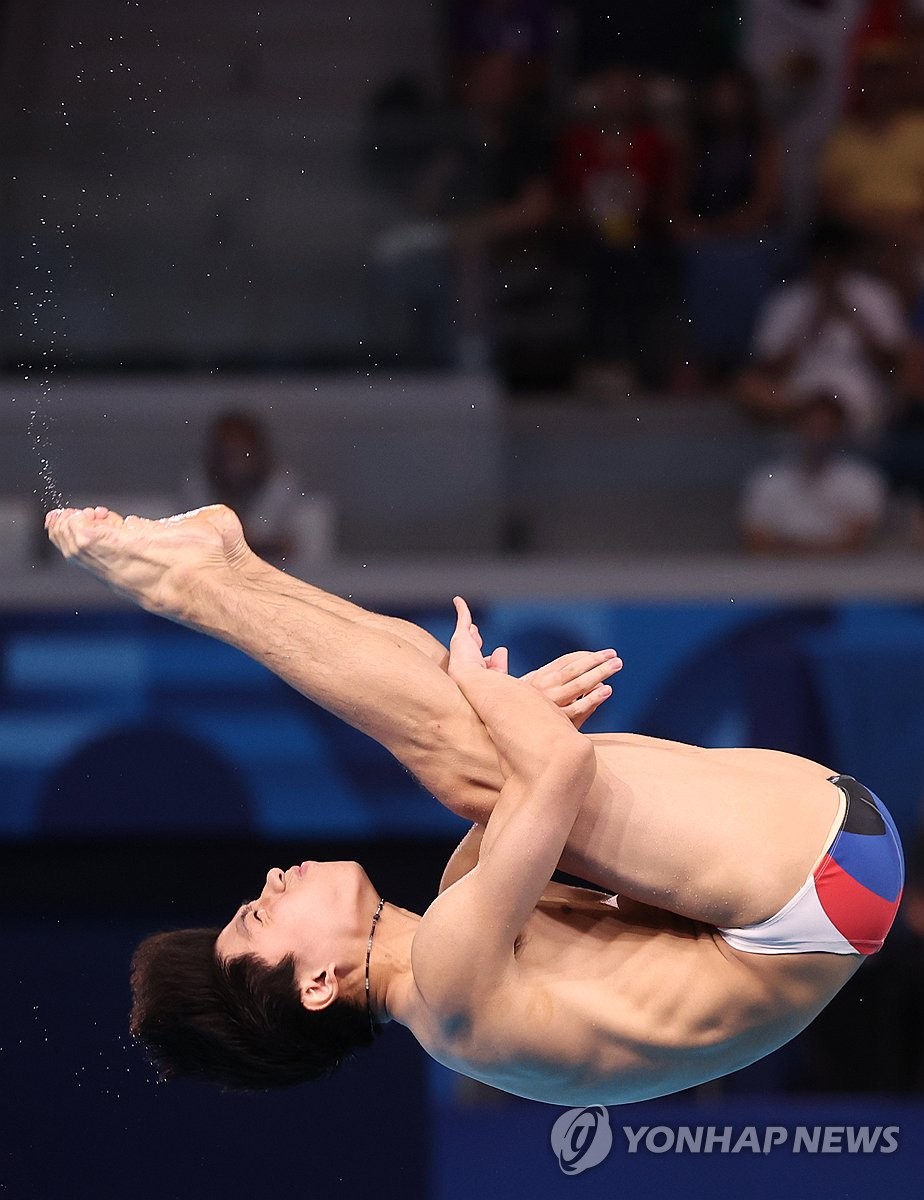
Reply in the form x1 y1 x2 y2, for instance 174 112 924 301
740 390 888 554
878 284 924 540
737 220 905 438
673 69 782 243
183 412 300 564
555 67 677 390
671 67 784 382
373 51 554 368
852 0 905 55
818 38 924 295
363 75 440 197
741 0 866 228
449 0 553 74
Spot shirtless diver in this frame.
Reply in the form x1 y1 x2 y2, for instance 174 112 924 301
45 505 904 1103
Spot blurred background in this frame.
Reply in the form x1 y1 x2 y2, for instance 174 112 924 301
3 1 924 1197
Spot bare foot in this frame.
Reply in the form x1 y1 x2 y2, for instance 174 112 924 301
45 504 254 621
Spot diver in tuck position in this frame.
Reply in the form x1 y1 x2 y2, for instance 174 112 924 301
45 504 904 1104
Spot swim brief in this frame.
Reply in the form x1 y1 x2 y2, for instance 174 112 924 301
718 775 904 956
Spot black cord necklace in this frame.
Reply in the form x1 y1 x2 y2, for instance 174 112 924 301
365 897 385 1034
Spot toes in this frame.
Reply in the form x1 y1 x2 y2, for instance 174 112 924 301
45 507 74 531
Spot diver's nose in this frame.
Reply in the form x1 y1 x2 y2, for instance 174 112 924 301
264 867 285 892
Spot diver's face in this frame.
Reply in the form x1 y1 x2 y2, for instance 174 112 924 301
215 859 375 971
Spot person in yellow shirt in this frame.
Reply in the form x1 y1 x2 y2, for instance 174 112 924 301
820 41 924 263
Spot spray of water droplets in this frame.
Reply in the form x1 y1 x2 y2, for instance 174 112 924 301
28 402 66 511
13 178 75 511
11 22 166 515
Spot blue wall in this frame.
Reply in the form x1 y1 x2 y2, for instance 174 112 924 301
3 600 924 1199
3 601 924 842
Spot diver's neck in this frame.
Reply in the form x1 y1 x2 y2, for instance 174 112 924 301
368 902 421 1027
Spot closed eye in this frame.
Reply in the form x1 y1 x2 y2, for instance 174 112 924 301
239 900 262 925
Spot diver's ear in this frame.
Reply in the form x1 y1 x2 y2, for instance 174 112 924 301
298 963 340 1013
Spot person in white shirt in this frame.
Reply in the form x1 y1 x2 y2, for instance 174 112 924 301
740 389 887 554
737 221 906 439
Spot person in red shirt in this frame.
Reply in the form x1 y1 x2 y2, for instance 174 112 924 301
555 67 678 390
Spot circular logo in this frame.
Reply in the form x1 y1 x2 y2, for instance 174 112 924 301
550 1106 613 1175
